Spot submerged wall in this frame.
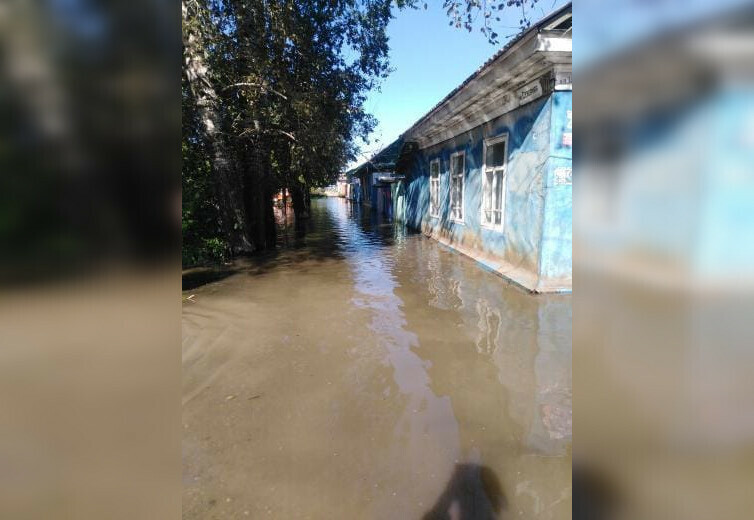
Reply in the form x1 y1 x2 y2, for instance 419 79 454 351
398 94 571 292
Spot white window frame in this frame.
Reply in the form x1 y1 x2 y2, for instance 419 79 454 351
481 135 508 231
429 158 441 218
449 150 465 224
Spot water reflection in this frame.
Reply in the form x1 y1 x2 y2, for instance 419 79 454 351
327 198 572 516
182 198 571 519
328 198 462 519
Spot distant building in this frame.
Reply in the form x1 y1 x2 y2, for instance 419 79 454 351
335 174 348 197
345 138 406 220
348 3 572 293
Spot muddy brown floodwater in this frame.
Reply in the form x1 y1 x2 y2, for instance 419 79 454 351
182 197 571 519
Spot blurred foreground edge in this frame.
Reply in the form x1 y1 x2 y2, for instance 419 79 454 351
0 1 181 519
575 3 754 520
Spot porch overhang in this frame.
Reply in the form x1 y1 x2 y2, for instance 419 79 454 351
374 172 405 184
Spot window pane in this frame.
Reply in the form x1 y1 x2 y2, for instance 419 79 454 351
430 161 439 178
456 156 464 219
452 155 463 176
446 155 462 220
432 179 439 214
495 171 504 211
486 141 506 168
485 171 493 213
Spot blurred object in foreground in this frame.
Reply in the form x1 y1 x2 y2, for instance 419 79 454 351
0 272 181 519
0 0 180 284
575 2 754 519
0 1 180 518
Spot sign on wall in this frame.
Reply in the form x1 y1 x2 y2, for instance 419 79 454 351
554 167 572 185
517 79 543 105
554 70 572 91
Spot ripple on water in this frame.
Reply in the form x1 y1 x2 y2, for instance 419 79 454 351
182 197 572 520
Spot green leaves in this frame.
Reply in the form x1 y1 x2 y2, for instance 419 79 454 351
440 0 540 45
183 0 397 263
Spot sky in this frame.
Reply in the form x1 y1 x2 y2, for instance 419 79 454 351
348 0 571 169
350 0 752 170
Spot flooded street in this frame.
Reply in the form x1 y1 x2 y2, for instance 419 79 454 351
182 198 571 519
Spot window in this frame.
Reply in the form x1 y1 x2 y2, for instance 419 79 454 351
429 159 440 217
449 151 465 222
481 136 507 229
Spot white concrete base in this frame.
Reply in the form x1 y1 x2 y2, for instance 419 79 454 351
429 233 571 294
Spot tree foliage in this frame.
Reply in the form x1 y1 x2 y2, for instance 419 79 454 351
182 0 540 266
182 0 397 265
422 0 542 44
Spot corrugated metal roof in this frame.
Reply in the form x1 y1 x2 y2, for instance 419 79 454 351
348 136 405 176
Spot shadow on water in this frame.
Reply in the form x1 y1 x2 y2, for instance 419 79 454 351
572 464 619 520
181 198 426 296
182 267 237 291
230 198 422 279
182 199 346 290
422 464 507 520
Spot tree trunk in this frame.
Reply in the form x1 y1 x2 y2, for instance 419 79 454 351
291 183 309 229
182 1 252 254
244 146 276 250
226 0 280 252
263 182 276 247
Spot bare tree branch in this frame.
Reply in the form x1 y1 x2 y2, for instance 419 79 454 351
223 82 288 100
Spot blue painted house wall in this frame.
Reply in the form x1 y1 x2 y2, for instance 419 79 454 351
345 3 572 292
397 91 572 292
540 91 572 284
